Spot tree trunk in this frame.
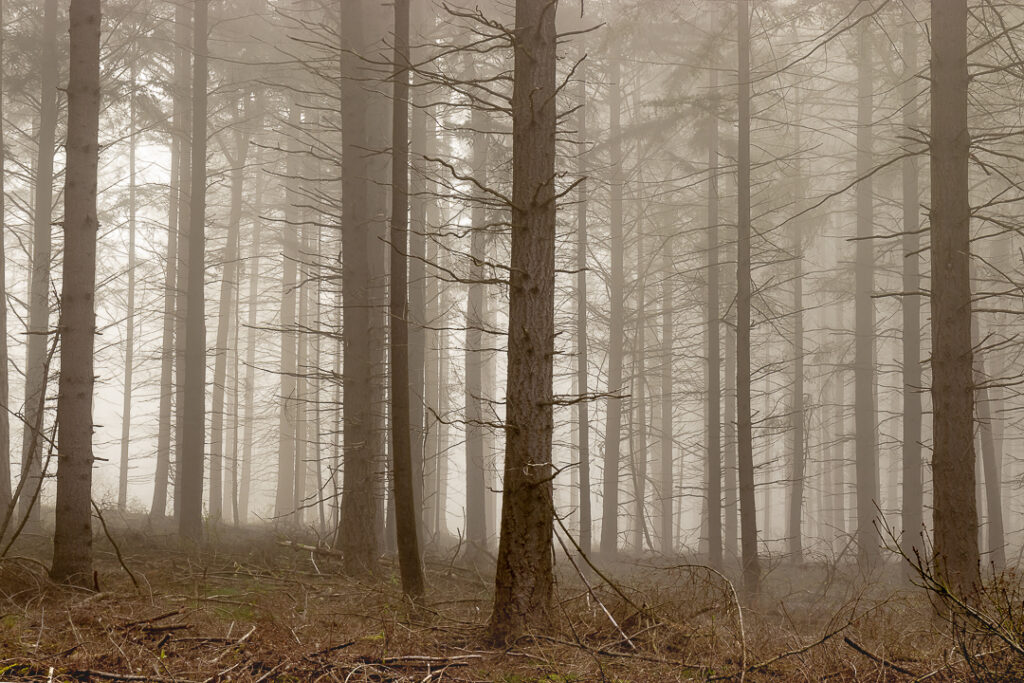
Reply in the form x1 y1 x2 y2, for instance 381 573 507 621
736 0 759 596
705 66 721 567
179 0 208 542
724 322 738 557
854 3 879 571
900 5 924 560
0 0 12 513
51 0 100 584
276 106 300 520
661 241 674 556
465 86 489 553
930 0 979 592
575 58 592 556
389 0 425 597
600 55 625 558
118 64 137 512
489 0 557 642
631 232 648 553
240 145 264 524
787 241 804 561
20 0 59 527
209 117 247 523
336 0 382 572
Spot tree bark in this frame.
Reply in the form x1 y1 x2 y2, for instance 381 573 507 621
853 2 879 571
179 0 209 543
51 0 100 584
489 0 557 642
930 0 979 593
900 5 924 560
705 65 721 567
736 0 759 596
600 55 625 558
20 0 59 527
575 58 592 556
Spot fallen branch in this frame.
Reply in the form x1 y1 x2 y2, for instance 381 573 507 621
844 636 916 676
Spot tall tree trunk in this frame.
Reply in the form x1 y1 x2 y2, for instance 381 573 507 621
21 0 59 526
389 0 425 597
631 231 648 553
600 55 625 558
179 0 208 542
900 5 924 559
240 147 264 524
408 74 428 546
489 0 557 642
276 106 300 520
787 240 805 561
465 88 489 553
736 0 759 596
854 3 879 570
336 0 382 572
0 0 11 513
724 322 738 557
705 66 721 567
975 346 1005 570
118 65 137 512
51 0 100 584
930 0 978 592
210 120 247 523
575 58 592 556
294 205 310 525
661 241 674 555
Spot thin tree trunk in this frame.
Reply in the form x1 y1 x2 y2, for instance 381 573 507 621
600 55 625 558
408 74 428 546
210 117 247 523
854 3 879 570
575 58 592 556
389 0 425 597
725 322 737 557
21 0 59 527
787 244 804 561
900 5 924 560
51 0 100 584
736 0 759 596
632 233 648 553
661 241 674 555
179 0 209 542
276 106 300 520
489 0 557 641
465 89 489 553
0 0 10 513
240 147 264 524
705 66 721 567
118 64 137 512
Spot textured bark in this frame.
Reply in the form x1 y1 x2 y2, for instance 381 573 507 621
389 0 425 597
900 6 923 560
736 0 760 596
336 0 382 572
705 66 721 567
20 0 59 527
930 0 979 593
489 0 557 642
51 0 100 584
575 58 592 556
179 0 208 542
600 55 625 558
854 4 879 570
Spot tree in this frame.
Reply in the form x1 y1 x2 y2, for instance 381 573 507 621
574 55 593 557
20 0 59 526
179 0 209 542
118 61 137 512
736 0 759 597
0 0 11 513
930 0 979 593
489 0 557 642
389 0 425 598
51 0 100 584
705 63 721 568
853 1 879 571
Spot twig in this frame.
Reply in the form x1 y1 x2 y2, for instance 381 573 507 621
92 501 139 590
844 636 916 676
69 671 197 683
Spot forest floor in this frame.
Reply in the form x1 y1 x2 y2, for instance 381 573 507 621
0 516 1016 682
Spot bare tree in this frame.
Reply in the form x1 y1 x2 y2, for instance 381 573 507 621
51 0 100 584
489 0 557 642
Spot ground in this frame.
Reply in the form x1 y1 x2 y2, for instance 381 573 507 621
0 516 1016 681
